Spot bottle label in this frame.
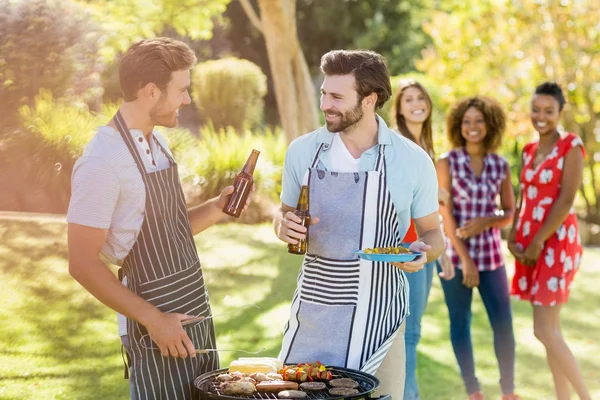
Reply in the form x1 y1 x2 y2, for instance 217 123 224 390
224 177 252 216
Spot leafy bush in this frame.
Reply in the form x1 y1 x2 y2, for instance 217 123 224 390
1 91 115 212
180 126 286 198
0 0 104 132
191 58 267 132
157 127 198 160
2 91 286 221
173 125 286 223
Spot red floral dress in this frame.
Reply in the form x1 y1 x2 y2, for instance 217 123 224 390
511 133 584 306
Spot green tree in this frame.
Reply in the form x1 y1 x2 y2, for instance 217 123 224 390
296 0 430 76
239 0 320 142
78 0 231 61
0 91 116 212
419 0 600 221
226 0 430 131
0 0 104 131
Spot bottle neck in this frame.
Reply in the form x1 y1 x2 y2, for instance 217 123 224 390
242 149 260 175
297 186 309 211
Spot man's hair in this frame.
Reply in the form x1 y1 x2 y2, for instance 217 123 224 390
446 96 506 152
534 81 566 111
320 50 392 110
119 37 197 101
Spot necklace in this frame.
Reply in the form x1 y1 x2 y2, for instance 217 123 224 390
533 149 546 167
533 132 560 168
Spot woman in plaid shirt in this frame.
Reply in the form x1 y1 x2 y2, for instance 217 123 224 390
436 96 520 400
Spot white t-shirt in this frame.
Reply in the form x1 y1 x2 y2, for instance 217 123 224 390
67 125 173 264
67 125 173 336
330 133 360 173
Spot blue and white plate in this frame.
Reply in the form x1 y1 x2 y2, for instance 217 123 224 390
354 250 421 263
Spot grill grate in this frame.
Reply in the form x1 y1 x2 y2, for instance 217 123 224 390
194 366 380 400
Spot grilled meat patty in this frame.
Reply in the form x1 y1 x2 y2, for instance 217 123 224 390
328 387 359 396
299 382 327 391
329 378 359 389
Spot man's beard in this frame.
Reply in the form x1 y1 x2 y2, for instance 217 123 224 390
325 101 364 133
150 96 178 128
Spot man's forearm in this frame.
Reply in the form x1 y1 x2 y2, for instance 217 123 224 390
420 228 445 262
69 258 160 328
187 197 225 236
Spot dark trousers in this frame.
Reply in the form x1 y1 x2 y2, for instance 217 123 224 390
438 266 516 395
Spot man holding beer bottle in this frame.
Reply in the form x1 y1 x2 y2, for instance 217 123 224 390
67 37 253 399
274 50 444 399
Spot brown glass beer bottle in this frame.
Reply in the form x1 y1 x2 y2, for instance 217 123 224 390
223 149 260 218
288 185 311 255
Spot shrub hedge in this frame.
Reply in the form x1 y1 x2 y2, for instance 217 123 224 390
191 57 267 132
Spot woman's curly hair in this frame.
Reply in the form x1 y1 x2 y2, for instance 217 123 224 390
446 96 506 152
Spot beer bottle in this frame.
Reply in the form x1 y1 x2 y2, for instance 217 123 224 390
288 185 311 255
223 149 260 218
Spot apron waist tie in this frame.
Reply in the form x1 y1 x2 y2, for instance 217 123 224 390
121 343 131 379
118 267 129 379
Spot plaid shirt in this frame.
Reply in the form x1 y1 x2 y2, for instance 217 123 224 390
446 148 507 271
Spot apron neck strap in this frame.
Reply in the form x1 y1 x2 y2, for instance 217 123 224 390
310 143 326 168
112 111 174 175
114 111 147 177
375 144 386 173
153 136 175 166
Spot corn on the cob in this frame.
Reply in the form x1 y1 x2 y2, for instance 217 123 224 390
228 357 283 374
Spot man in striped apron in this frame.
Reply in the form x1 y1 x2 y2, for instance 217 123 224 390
274 50 445 399
67 38 251 399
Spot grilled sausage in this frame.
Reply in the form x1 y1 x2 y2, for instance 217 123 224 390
255 381 299 392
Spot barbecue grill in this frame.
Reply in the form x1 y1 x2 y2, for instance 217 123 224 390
194 366 391 400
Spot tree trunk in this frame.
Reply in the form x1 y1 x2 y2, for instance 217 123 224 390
287 0 319 135
241 0 319 142
291 28 319 135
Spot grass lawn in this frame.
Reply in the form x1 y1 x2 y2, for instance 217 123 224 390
0 214 599 399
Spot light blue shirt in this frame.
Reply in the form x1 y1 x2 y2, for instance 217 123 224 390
280 115 439 240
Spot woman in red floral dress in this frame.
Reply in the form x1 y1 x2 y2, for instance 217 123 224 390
508 82 590 400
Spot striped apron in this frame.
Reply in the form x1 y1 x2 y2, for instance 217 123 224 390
114 111 219 399
279 143 409 375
